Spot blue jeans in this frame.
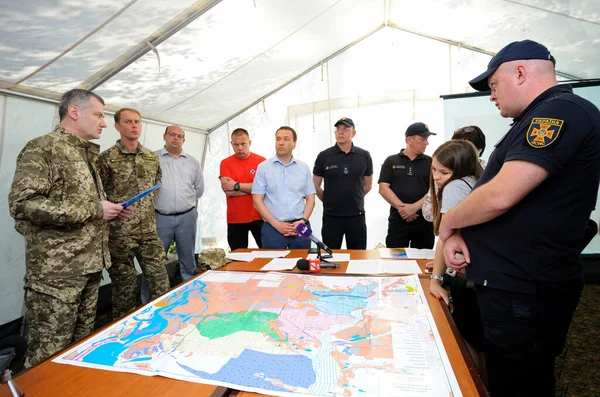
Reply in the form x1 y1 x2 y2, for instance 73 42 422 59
261 222 310 249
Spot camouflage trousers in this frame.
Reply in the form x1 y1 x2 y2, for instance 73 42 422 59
108 233 170 319
24 271 102 368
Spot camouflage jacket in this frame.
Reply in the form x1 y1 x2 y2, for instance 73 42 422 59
97 141 161 236
8 125 110 294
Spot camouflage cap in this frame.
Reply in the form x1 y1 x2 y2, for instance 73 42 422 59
198 248 227 270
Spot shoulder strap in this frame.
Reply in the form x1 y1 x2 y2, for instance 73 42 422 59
459 178 473 190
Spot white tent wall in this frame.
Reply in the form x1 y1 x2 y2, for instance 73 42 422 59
199 65 330 248
443 84 600 254
0 95 56 326
0 94 206 324
200 27 480 250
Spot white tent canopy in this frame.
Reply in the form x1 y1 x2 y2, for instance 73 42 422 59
2 0 599 131
1 0 599 325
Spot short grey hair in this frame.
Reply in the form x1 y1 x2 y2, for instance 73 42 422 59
58 89 105 121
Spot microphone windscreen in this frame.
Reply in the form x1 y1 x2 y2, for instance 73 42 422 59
295 223 312 239
296 259 309 271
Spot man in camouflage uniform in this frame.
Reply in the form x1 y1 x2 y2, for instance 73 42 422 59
97 108 170 319
9 89 126 368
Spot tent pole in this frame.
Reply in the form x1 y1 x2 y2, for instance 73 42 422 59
82 0 223 91
387 22 581 81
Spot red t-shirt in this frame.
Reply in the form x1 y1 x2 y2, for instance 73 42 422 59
219 152 266 224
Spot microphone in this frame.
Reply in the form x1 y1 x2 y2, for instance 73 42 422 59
296 259 340 271
295 224 333 256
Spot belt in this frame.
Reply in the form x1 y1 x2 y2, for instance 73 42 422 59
155 207 195 216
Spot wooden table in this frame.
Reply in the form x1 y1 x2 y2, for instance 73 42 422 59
221 248 431 274
1 249 486 397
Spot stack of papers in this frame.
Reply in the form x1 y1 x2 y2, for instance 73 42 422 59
346 260 422 274
226 250 291 262
225 252 255 262
404 248 435 259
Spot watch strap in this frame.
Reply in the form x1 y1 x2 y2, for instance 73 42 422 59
430 274 444 283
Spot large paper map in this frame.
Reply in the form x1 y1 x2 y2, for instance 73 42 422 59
55 271 462 396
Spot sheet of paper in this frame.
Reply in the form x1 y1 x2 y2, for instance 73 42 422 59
225 252 255 262
346 259 382 274
382 260 422 274
260 257 302 271
307 253 351 262
251 250 290 258
405 248 435 259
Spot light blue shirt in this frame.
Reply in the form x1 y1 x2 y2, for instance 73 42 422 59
155 147 204 214
252 155 316 221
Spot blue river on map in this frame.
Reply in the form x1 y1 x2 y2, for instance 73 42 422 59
179 349 316 392
83 280 210 365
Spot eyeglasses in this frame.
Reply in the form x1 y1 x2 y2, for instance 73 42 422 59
166 131 184 139
335 126 354 132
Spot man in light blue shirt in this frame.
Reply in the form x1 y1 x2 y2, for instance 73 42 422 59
154 125 204 280
252 126 316 248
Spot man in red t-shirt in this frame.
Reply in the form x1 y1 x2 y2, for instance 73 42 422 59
220 128 266 250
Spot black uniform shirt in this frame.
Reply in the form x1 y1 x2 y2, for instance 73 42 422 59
463 85 600 293
378 150 432 218
313 143 373 216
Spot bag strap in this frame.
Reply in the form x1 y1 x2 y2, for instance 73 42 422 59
459 178 473 190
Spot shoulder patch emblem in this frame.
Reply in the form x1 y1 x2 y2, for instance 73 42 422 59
526 118 563 148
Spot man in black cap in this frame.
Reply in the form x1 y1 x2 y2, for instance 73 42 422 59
378 122 436 249
440 40 600 397
313 117 373 249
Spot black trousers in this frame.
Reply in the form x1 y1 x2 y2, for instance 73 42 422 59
475 280 583 397
322 213 367 250
385 214 434 249
227 220 264 251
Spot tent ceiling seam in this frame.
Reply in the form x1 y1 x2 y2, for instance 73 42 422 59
503 0 600 25
154 0 346 117
387 22 581 81
206 24 386 133
14 0 139 86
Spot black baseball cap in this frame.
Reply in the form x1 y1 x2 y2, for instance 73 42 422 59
469 39 556 92
334 117 355 128
405 122 436 138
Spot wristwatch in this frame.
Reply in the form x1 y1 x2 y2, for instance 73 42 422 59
430 274 444 283
300 217 309 223
234 182 240 191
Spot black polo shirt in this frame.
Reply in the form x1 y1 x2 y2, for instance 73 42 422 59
313 143 373 216
463 85 600 294
378 150 432 217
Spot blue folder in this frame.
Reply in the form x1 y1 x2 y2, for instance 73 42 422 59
121 183 162 208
